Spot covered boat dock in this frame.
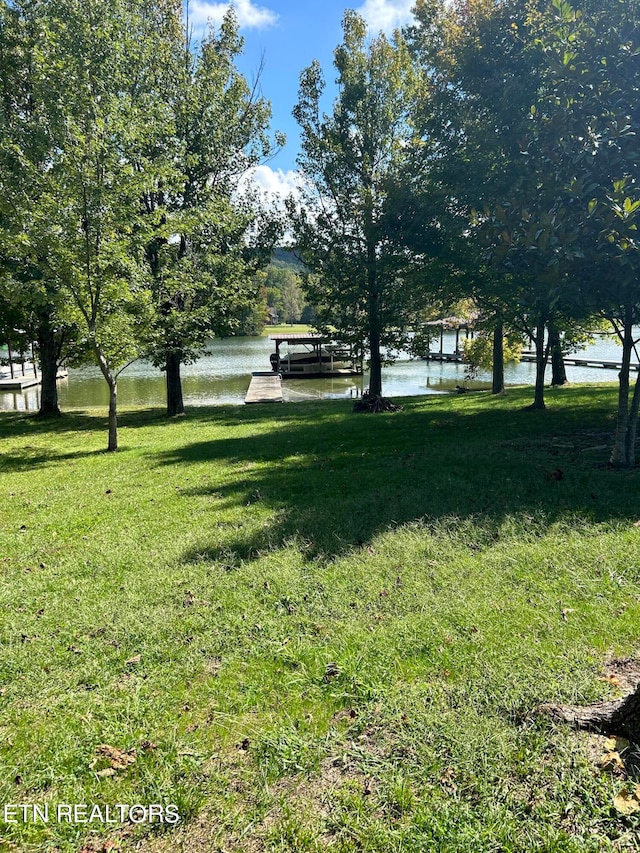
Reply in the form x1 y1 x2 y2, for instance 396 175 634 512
269 334 361 377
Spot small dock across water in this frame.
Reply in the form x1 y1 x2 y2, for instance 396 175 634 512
519 352 639 371
245 372 283 404
424 351 640 372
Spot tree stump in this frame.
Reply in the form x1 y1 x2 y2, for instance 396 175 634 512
353 393 402 413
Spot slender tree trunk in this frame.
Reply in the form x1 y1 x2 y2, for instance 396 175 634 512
364 184 383 399
610 307 634 467
37 312 61 417
531 318 547 410
367 286 383 397
549 323 567 386
165 351 185 416
93 342 118 452
625 373 640 467
366 259 382 398
492 322 504 395
368 322 383 397
107 378 118 452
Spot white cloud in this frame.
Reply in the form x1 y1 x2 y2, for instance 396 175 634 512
355 0 415 33
249 165 302 201
189 0 278 31
236 166 305 243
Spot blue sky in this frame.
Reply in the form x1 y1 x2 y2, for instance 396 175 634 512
188 0 416 197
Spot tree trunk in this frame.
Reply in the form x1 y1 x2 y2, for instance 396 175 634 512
549 324 567 386
492 322 504 395
37 313 61 417
165 351 185 417
367 287 383 398
93 341 118 452
368 330 382 397
610 307 634 467
107 378 118 452
624 370 640 467
541 683 640 745
364 186 383 400
530 318 547 410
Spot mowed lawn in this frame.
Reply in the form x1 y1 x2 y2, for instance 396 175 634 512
0 384 639 852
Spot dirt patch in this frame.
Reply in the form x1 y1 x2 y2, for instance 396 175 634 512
601 655 640 694
132 746 375 852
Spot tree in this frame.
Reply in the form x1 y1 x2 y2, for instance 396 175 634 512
145 10 282 417
411 0 558 407
10 0 181 449
290 11 428 400
0 0 82 416
526 0 640 465
410 0 598 409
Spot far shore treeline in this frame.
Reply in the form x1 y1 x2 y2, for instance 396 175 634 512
1 0 639 464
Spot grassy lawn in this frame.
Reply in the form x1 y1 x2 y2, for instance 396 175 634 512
261 324 316 337
1 385 639 852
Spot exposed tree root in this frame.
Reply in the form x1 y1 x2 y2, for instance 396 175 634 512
540 660 640 743
353 393 402 413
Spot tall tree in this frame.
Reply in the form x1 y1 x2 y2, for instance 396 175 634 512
527 0 640 465
291 11 430 400
20 0 181 449
0 0 80 416
145 10 281 417
410 0 596 409
411 0 553 407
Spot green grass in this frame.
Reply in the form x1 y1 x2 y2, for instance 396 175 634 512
1 385 639 851
261 323 316 336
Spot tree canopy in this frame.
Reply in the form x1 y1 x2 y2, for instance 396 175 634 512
291 11 438 398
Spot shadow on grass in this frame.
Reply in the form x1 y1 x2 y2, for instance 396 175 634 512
0 402 353 470
0 408 180 472
153 389 634 563
0 406 173 437
0 446 119 473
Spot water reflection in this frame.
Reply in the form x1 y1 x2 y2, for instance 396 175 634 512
0 332 630 412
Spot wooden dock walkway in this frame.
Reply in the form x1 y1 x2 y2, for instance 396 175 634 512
519 352 639 371
424 351 639 372
245 372 283 404
0 364 68 391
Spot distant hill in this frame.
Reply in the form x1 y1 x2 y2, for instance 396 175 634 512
272 247 306 271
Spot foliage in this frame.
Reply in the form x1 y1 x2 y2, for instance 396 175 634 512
0 1 281 427
142 10 282 415
410 0 640 424
290 11 431 397
525 0 640 463
462 330 524 373
0 0 186 442
0 0 87 412
260 262 308 324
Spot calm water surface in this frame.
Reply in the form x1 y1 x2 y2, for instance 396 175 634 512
0 332 632 412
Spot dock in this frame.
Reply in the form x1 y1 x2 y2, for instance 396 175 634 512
0 364 68 391
519 352 639 371
423 352 465 363
423 351 639 372
245 372 283 404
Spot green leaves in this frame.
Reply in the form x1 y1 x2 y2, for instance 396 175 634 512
292 12 424 394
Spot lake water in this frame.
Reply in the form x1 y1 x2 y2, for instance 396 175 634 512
0 331 632 412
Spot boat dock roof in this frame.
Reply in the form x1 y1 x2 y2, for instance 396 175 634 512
269 334 327 344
